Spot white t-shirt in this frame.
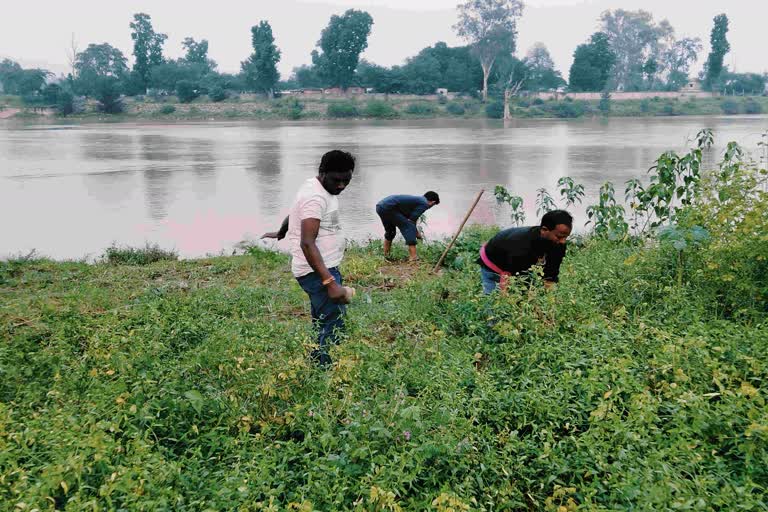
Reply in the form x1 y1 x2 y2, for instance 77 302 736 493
287 177 345 277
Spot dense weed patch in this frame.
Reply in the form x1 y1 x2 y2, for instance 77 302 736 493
1 137 767 509
103 243 179 265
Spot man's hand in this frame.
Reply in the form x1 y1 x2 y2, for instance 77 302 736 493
327 282 350 304
416 230 423 240
261 231 282 240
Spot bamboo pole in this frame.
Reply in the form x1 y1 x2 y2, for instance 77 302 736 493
432 189 485 273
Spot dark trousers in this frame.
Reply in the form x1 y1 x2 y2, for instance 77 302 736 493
296 267 346 351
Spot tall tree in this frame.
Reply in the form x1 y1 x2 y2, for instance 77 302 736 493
523 43 565 91
130 13 167 91
241 20 281 97
182 37 211 68
311 9 374 90
0 60 51 96
704 14 730 91
661 37 701 90
600 9 672 91
74 43 129 96
454 0 523 102
0 59 23 93
568 32 616 92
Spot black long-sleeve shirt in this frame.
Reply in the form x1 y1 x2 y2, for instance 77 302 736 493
480 226 567 282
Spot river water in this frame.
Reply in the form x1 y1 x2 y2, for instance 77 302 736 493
1 116 766 260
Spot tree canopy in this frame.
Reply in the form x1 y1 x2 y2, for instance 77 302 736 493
454 0 523 101
311 9 373 90
704 14 730 91
241 20 281 96
130 13 167 92
568 32 616 92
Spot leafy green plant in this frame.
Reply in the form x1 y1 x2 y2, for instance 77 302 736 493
494 185 525 225
627 129 712 232
557 176 585 209
586 181 628 240
657 223 710 286
159 104 176 115
535 188 556 216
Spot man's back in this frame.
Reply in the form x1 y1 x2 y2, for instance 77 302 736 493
376 194 428 219
484 226 566 282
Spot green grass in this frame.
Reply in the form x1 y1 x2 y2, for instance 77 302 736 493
1 228 766 510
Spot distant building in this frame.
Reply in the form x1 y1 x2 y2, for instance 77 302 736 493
436 88 448 96
299 88 324 96
684 78 703 92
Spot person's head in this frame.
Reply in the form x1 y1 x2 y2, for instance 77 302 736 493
424 191 440 207
317 150 355 195
540 210 573 245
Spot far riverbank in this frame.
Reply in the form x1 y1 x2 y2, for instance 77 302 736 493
2 94 767 122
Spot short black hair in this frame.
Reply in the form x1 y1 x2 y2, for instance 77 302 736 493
424 191 440 204
319 150 355 174
541 209 573 230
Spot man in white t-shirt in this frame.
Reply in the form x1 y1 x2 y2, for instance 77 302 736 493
287 150 355 366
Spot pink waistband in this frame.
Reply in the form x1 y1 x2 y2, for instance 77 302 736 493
480 244 509 276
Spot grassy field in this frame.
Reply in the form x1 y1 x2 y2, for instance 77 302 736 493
1 224 766 510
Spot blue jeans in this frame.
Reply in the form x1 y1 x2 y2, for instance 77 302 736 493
480 265 501 294
296 267 347 351
376 205 418 246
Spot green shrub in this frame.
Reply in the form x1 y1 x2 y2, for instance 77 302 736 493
208 86 227 103
532 97 545 105
327 101 359 118
55 90 75 116
485 101 504 119
364 100 398 118
516 98 531 108
545 100 586 118
446 102 465 115
176 80 199 104
720 98 740 115
640 99 651 113
159 105 176 115
405 102 436 115
437 94 448 105
103 243 178 265
743 98 763 114
95 77 124 114
661 102 678 116
273 97 304 119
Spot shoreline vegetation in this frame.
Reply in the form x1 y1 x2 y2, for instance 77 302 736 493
2 93 768 122
2 132 767 508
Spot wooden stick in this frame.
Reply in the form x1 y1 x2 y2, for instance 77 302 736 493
432 189 485 273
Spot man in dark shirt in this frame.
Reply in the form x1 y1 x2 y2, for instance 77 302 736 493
479 210 573 294
376 191 440 262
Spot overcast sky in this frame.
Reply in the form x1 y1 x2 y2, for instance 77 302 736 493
2 0 766 80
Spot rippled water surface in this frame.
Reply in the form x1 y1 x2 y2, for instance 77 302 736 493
1 116 766 259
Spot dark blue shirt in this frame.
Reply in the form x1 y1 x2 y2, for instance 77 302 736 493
376 195 430 221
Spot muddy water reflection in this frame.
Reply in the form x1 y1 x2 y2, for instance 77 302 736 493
1 117 766 259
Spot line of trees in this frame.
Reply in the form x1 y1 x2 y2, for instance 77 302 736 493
2 6 766 116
